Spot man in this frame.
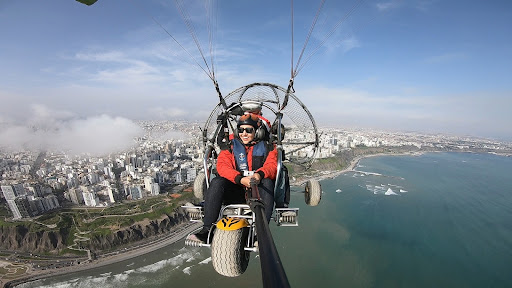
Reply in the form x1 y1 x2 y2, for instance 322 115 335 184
187 113 277 243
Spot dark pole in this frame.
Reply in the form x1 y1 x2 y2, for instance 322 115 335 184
249 182 291 288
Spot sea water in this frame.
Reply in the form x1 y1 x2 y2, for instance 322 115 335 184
18 152 512 288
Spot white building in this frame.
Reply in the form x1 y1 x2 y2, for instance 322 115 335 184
104 166 114 178
82 191 98 207
1 185 22 219
144 176 154 192
108 186 115 203
150 183 160 196
186 167 197 182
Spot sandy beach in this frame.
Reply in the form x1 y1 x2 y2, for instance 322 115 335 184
292 154 363 186
291 151 425 187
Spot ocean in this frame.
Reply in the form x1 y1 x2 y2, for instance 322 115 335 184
17 152 512 288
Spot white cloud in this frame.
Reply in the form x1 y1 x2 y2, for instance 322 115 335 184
75 51 126 62
415 0 437 12
28 104 75 127
376 1 400 12
339 37 361 53
300 85 512 139
377 0 436 13
148 107 188 119
0 105 143 156
72 50 166 85
424 52 468 64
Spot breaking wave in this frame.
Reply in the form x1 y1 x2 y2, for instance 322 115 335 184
18 247 207 288
182 267 192 275
362 183 409 196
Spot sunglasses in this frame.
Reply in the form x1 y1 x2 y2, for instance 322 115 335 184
237 127 255 134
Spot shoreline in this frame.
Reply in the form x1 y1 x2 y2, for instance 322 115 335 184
291 151 425 186
2 150 492 287
3 222 202 288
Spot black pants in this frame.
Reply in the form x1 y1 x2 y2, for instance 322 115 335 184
202 176 275 230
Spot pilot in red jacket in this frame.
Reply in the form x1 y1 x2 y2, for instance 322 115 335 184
187 113 276 243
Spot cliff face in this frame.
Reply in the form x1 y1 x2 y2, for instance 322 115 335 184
0 211 188 254
89 211 188 251
0 225 66 253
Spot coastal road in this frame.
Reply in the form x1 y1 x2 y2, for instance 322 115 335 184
3 221 202 288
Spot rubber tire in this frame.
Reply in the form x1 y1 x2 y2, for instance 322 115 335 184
193 172 207 200
305 179 321 206
211 228 250 277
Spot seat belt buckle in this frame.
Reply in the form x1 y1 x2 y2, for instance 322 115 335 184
243 170 255 177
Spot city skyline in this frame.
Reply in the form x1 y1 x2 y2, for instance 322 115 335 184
3 117 510 227
1 0 511 155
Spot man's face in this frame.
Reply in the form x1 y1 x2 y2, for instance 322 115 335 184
238 125 255 144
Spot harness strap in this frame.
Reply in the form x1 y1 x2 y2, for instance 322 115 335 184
233 139 268 173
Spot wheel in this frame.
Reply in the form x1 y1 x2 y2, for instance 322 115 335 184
305 179 321 206
211 228 250 277
193 172 207 200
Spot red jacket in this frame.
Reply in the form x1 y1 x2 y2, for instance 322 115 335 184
217 142 278 185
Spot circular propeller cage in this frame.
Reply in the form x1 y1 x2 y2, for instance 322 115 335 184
203 82 319 168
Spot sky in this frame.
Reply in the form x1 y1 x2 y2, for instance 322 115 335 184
1 0 512 155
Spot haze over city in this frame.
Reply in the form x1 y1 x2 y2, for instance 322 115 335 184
1 0 511 156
